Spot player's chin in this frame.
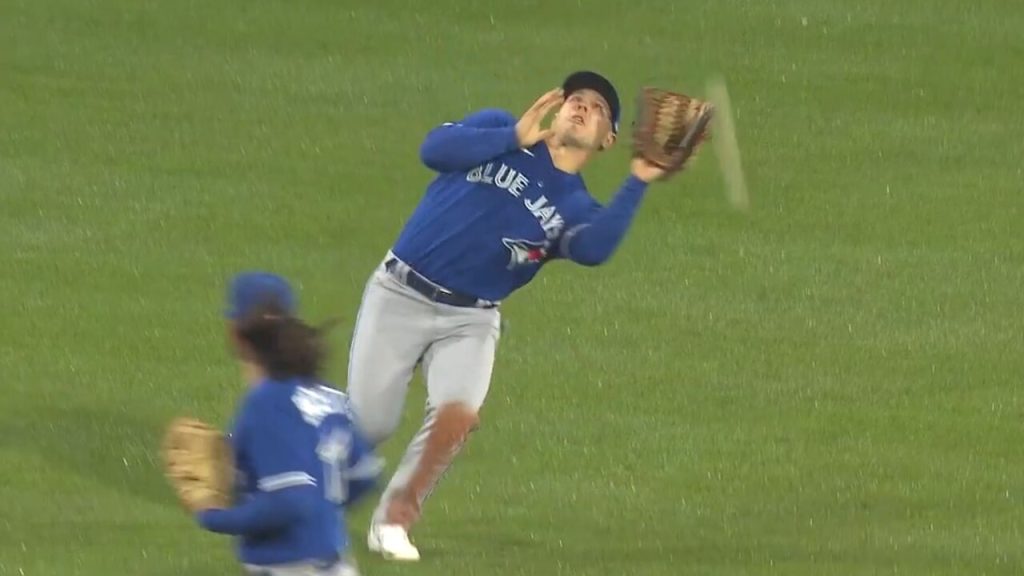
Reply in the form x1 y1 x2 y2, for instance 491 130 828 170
554 124 577 138
557 131 595 151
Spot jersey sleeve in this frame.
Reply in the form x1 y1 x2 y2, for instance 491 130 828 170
196 392 319 535
419 108 520 173
555 175 650 266
340 423 384 507
450 108 518 129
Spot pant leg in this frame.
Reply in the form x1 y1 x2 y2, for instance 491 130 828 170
345 267 436 445
423 308 502 411
369 402 438 526
371 306 501 528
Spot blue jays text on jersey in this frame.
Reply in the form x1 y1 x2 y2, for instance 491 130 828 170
196 379 381 567
391 108 651 303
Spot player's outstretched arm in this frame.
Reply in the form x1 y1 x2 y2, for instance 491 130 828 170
419 109 519 173
558 172 652 267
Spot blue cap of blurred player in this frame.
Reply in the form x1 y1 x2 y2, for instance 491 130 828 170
562 70 621 133
225 271 296 320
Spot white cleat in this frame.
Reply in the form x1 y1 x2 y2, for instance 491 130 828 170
337 564 360 576
368 523 421 562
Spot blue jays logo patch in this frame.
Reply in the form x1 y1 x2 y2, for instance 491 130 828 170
502 238 548 269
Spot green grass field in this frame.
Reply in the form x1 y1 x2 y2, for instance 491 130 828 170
2 0 1022 574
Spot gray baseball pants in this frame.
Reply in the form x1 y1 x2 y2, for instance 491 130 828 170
345 253 502 529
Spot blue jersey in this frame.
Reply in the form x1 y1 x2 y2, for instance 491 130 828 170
197 379 381 567
392 108 650 302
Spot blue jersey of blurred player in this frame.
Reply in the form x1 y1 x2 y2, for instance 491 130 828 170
195 272 383 576
345 71 684 561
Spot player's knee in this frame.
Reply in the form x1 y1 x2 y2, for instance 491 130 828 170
348 407 401 446
347 391 403 445
434 402 480 438
360 417 400 446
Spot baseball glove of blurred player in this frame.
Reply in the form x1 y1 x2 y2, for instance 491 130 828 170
632 87 714 174
160 417 234 513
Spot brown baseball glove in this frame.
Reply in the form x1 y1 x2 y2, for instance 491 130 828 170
632 87 714 174
160 417 235 513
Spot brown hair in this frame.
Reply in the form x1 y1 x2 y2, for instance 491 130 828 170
234 300 341 381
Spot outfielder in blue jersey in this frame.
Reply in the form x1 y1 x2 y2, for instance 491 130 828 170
345 71 681 561
199 272 382 575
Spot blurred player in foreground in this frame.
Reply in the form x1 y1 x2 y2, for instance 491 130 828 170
345 71 687 561
197 272 383 575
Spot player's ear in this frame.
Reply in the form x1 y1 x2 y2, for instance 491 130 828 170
599 130 617 151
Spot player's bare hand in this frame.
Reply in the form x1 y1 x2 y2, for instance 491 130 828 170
630 157 670 183
516 88 564 148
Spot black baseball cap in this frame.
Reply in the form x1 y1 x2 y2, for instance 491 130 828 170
562 70 621 133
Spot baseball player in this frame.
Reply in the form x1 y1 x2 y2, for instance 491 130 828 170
345 71 675 561
198 272 383 575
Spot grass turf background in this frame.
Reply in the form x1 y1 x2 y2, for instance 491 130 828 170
1 0 1021 574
